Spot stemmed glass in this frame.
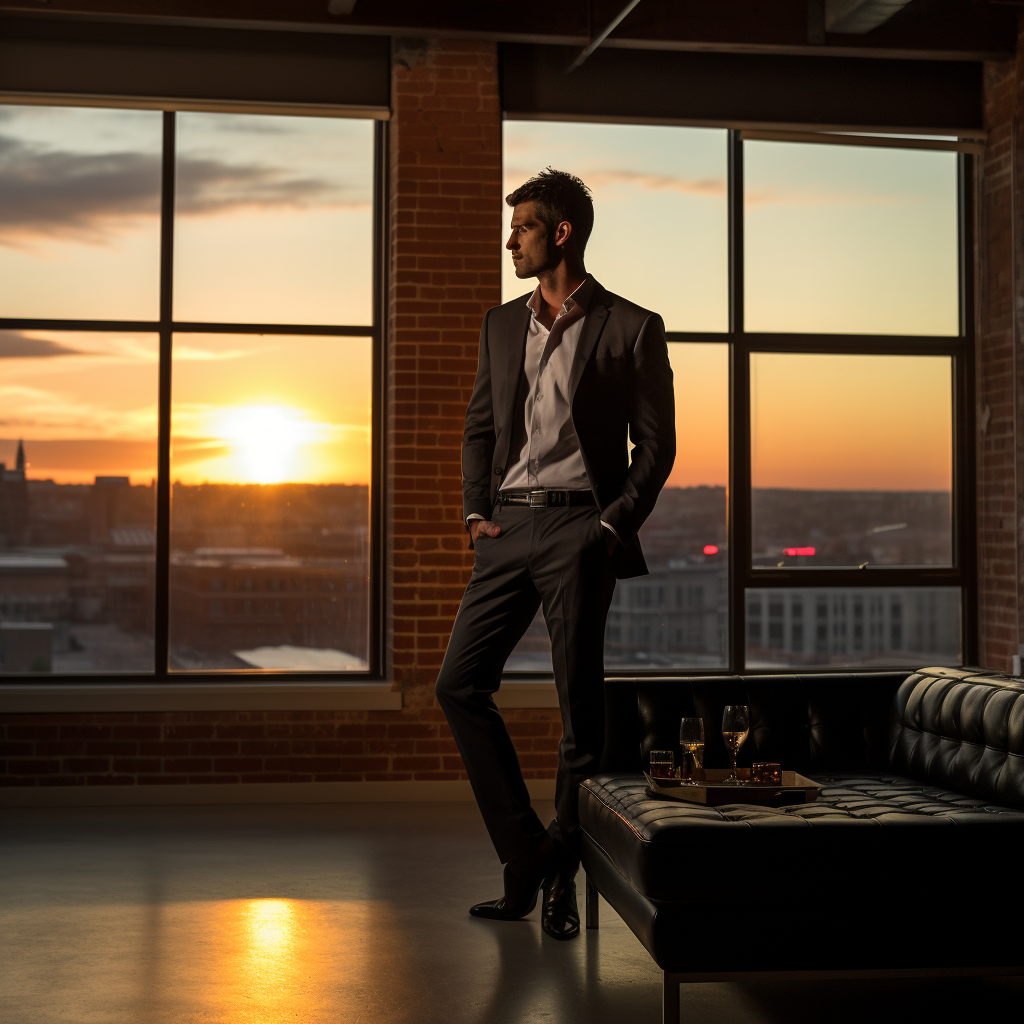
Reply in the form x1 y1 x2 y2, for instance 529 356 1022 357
721 705 750 784
679 718 704 780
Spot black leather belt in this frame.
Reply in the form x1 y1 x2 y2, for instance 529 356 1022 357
497 489 596 508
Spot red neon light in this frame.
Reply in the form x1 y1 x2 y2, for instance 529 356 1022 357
703 545 719 555
783 546 816 557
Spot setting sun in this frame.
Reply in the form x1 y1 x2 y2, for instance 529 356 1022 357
215 404 314 484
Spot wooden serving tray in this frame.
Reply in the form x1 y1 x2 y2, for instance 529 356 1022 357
644 768 823 807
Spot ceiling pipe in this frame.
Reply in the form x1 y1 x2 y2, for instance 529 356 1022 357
566 0 644 73
825 0 913 33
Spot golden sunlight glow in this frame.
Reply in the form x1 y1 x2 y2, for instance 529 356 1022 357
214 405 315 484
242 898 296 955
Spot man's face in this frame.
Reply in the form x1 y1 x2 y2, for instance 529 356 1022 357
506 201 560 279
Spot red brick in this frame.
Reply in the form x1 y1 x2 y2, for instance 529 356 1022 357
164 758 213 773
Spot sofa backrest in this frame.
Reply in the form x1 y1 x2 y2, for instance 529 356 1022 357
601 671 907 775
889 667 1024 808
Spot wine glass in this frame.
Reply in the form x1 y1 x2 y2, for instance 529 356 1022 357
721 705 750 784
679 718 704 779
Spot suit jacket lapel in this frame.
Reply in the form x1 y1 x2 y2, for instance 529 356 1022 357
569 288 610 399
500 300 532 435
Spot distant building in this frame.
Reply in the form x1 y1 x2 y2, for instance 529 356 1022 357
0 439 30 546
0 554 71 623
745 586 960 666
606 559 727 664
169 548 368 662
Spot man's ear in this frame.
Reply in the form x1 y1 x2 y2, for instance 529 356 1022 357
554 220 573 248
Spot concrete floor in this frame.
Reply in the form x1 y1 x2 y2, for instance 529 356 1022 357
2 801 1021 1024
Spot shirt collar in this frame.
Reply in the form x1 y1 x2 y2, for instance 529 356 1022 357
526 275 594 321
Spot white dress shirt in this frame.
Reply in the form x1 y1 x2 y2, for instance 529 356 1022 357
500 277 592 491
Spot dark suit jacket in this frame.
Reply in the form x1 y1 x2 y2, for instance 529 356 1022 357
462 278 676 579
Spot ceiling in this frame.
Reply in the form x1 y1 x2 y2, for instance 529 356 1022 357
0 0 1018 61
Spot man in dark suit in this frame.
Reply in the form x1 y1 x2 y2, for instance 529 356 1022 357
435 169 675 939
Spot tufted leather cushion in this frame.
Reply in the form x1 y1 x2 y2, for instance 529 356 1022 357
580 771 1024 906
890 667 1024 809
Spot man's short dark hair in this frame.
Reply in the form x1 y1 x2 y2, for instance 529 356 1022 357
505 168 594 257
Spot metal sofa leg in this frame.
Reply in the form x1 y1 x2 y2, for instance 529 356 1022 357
663 973 680 1024
585 872 599 929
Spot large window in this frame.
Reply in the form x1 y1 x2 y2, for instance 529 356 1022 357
0 103 381 677
502 121 971 672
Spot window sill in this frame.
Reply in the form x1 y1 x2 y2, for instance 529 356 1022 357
0 681 402 713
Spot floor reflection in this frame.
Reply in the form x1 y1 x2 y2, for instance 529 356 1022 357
134 898 406 1023
5 803 1018 1024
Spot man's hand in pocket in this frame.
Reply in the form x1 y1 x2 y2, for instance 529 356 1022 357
470 520 501 543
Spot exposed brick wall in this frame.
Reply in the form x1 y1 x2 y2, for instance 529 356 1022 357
0 709 561 787
0 37 562 791
1016 31 1024 673
977 55 1018 673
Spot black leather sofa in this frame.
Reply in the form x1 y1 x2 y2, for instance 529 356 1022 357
579 667 1024 1022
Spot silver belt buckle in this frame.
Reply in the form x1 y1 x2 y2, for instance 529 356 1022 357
527 490 547 508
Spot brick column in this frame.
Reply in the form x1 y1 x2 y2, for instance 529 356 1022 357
977 56 1018 672
976 15 1024 674
388 38 501 693
387 38 561 777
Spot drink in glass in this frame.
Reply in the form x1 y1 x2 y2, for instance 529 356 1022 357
679 717 704 779
721 705 750 784
649 749 675 779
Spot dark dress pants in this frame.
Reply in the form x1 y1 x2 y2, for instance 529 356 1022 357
435 502 617 863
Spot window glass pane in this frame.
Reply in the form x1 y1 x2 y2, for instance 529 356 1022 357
751 353 952 567
0 104 161 320
744 141 958 335
174 114 374 326
506 343 728 672
502 121 727 332
745 587 960 668
0 331 157 674
169 334 371 672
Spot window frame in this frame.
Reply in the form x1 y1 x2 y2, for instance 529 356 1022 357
724 131 976 672
500 121 975 676
0 102 388 684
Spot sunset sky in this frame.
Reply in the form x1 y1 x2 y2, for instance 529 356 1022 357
0 105 956 493
0 104 373 486
504 120 957 492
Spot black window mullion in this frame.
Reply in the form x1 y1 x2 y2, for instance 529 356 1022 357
957 152 978 665
740 333 967 356
368 117 388 679
154 110 176 679
727 128 748 673
169 322 373 336
739 567 966 588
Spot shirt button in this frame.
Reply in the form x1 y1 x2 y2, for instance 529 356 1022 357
494 468 502 476
536 392 543 401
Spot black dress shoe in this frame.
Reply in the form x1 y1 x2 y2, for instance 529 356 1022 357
469 837 555 920
541 859 581 940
